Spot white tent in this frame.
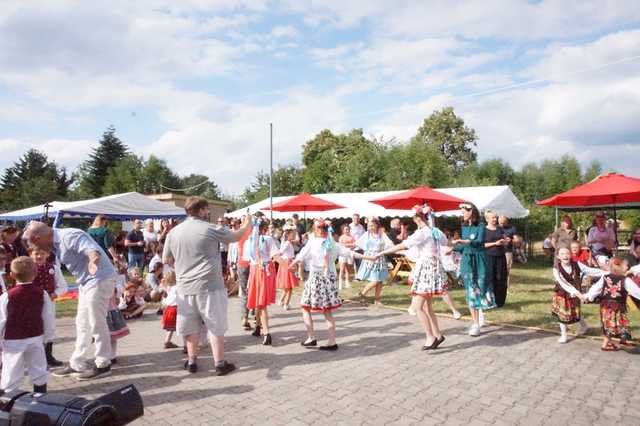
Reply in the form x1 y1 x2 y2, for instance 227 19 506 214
0 192 186 222
227 186 529 219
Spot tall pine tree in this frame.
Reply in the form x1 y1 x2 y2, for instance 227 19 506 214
0 149 73 210
77 126 129 196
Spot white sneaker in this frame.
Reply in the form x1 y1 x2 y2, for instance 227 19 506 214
558 334 568 344
345 282 351 289
408 306 417 316
452 310 462 320
283 304 289 311
478 310 485 327
576 322 589 336
468 324 480 337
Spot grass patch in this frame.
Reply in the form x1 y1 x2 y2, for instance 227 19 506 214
339 256 640 337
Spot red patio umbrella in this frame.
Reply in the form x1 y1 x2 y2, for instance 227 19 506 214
537 173 640 207
537 173 640 246
369 186 467 212
262 193 345 225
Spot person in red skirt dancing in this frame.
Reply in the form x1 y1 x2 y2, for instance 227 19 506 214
275 225 300 310
161 271 179 349
246 217 278 345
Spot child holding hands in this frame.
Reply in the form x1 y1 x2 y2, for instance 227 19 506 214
583 257 640 351
552 247 606 343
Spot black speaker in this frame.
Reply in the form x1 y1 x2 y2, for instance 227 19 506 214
0 385 143 426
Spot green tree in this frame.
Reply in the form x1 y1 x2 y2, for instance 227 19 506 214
301 129 386 193
243 165 304 205
0 149 73 209
138 155 182 194
76 126 128 196
583 160 602 181
102 155 143 195
180 174 222 200
380 139 452 189
414 107 478 175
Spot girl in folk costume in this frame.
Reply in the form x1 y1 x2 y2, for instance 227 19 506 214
246 217 278 345
106 273 129 364
355 217 394 305
584 258 640 351
28 246 68 368
290 220 361 350
275 226 299 310
552 247 606 344
452 203 497 337
376 205 448 350
160 271 179 349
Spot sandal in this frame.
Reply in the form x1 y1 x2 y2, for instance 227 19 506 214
601 342 619 352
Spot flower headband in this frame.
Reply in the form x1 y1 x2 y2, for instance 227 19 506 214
412 204 431 216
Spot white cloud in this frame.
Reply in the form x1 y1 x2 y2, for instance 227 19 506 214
270 25 299 38
0 138 95 173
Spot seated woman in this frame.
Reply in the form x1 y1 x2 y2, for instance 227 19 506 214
512 235 527 264
586 212 616 260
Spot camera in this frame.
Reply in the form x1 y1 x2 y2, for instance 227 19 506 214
0 384 143 425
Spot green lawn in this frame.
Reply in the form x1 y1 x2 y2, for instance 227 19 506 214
56 258 640 339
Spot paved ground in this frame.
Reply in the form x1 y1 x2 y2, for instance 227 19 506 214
48 299 640 426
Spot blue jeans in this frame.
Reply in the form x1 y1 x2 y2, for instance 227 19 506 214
128 252 144 269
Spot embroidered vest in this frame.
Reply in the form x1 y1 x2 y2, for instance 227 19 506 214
5 283 44 340
33 261 56 296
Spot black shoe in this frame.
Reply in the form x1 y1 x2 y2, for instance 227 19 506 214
45 342 63 368
262 334 272 346
52 365 80 377
183 360 198 374
251 326 262 337
215 361 236 376
111 358 118 365
242 322 252 331
182 346 188 354
301 339 317 347
156 308 163 315
319 344 339 351
33 384 47 393
432 335 445 349
76 366 111 381
164 342 178 349
421 345 432 351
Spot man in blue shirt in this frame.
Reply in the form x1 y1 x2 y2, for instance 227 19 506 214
23 221 116 380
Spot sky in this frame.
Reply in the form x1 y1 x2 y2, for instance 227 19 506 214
1 0 640 195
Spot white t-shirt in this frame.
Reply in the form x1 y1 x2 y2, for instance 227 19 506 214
349 222 365 240
143 229 158 245
587 226 615 252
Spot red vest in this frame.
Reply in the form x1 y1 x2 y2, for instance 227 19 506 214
5 283 44 340
33 262 56 296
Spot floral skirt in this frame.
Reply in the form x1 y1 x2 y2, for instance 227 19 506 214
162 305 177 331
551 289 581 324
409 256 448 298
461 254 496 310
247 262 277 309
600 303 631 340
276 259 299 290
107 309 130 340
356 258 388 282
300 272 342 312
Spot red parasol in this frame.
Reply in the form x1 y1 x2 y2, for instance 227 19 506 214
537 173 640 207
369 186 467 212
263 193 345 212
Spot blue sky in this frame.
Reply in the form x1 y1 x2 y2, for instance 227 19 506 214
1 0 640 194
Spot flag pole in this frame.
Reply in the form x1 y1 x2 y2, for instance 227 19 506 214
269 123 273 222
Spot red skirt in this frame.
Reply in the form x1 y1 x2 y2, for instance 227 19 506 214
247 262 277 309
276 259 299 290
162 305 177 331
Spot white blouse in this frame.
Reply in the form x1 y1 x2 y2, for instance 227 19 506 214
403 226 448 259
278 240 295 260
553 262 606 297
585 274 640 301
296 238 351 274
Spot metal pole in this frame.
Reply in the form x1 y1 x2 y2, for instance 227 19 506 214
269 123 273 222
554 208 559 229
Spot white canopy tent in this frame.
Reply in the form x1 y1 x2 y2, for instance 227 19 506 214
227 186 529 219
0 192 186 224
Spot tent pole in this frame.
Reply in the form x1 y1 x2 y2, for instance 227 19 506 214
269 123 273 222
554 208 558 229
613 196 618 250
